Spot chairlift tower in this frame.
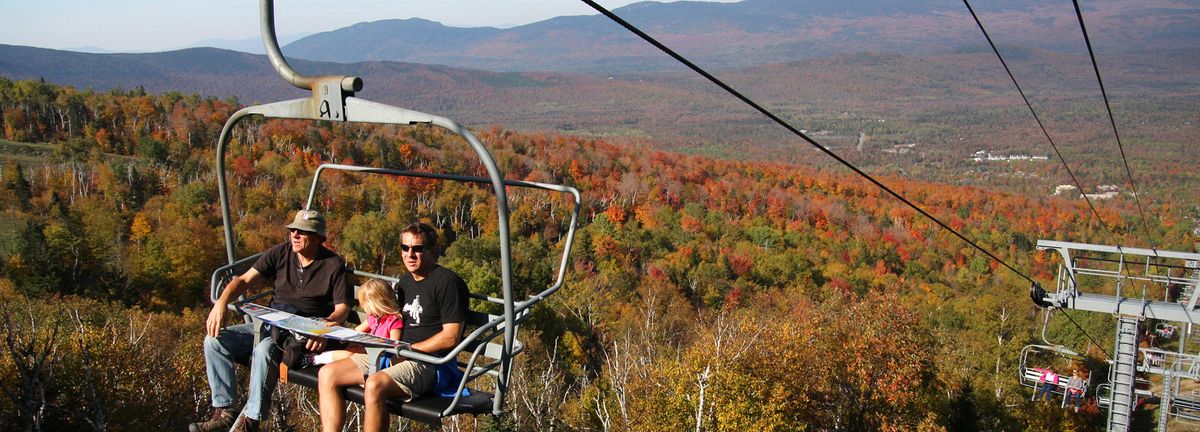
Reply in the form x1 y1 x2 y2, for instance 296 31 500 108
1034 240 1200 431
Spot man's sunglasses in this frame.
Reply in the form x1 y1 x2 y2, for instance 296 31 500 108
288 228 316 236
400 244 426 253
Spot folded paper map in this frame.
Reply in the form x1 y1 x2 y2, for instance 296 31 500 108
239 302 402 348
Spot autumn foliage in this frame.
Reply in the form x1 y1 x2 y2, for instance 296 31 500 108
1 78 1191 430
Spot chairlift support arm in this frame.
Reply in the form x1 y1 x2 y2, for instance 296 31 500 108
1034 240 1200 324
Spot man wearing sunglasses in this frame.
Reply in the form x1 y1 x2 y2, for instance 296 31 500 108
192 209 353 432
318 222 469 432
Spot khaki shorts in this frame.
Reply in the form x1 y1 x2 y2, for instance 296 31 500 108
349 353 436 401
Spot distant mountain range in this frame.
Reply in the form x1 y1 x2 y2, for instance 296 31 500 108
3 42 1197 164
0 45 296 101
276 0 1200 72
187 33 313 55
2 0 1198 176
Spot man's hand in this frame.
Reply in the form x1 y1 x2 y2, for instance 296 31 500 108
304 319 340 352
207 268 261 337
205 303 226 337
306 336 327 352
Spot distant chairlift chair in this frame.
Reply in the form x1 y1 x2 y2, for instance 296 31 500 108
1018 309 1093 408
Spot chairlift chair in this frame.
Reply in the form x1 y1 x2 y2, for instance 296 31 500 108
1095 378 1155 411
1019 344 1092 405
1018 309 1094 406
1170 390 1200 422
1097 383 1112 408
207 0 581 426
1156 322 1178 339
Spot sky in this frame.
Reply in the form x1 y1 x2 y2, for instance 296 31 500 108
0 0 740 53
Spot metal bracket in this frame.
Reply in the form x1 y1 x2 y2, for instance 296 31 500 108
315 79 347 121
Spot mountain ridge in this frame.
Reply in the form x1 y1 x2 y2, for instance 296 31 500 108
3 43 1196 174
278 0 1200 72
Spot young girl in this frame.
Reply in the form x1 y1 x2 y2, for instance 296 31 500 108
312 278 403 364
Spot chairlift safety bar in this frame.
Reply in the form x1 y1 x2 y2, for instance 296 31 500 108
305 163 582 305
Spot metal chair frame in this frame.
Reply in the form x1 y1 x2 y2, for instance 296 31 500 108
208 0 581 418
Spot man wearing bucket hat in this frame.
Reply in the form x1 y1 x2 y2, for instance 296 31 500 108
191 209 354 432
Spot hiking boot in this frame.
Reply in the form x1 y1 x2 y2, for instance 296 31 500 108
187 407 236 432
229 414 260 432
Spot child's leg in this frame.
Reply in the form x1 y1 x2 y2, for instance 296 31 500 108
314 344 367 365
329 350 352 361
314 350 352 365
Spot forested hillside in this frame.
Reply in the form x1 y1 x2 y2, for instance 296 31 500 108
4 44 1199 203
0 79 1194 430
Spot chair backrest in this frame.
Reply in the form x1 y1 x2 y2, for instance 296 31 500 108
350 269 524 379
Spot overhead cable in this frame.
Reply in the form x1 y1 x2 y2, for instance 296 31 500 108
1070 0 1159 254
962 1 1111 355
960 0 1110 231
578 0 1034 284
958 0 1151 362
1060 309 1112 359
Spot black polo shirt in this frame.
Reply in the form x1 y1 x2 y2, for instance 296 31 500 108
252 242 352 318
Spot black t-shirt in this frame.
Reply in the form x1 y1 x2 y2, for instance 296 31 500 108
252 242 352 318
396 265 469 356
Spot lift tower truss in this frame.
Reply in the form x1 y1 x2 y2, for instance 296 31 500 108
1035 240 1200 432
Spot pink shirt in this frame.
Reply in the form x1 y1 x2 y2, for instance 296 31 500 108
1040 370 1059 384
367 314 403 339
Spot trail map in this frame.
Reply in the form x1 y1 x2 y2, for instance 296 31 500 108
238 302 402 348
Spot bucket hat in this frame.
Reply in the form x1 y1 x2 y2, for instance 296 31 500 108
285 209 326 237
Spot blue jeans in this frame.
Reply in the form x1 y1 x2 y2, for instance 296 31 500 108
1035 382 1056 401
203 323 278 421
1066 390 1083 407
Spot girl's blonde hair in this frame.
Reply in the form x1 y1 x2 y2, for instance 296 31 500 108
358 279 401 317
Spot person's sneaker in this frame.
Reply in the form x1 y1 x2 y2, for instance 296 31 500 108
187 407 235 432
229 414 260 432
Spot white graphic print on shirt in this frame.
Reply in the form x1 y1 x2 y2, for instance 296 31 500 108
403 295 423 325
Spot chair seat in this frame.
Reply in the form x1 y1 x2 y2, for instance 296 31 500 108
286 365 495 426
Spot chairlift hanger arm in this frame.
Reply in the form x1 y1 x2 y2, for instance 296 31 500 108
1038 240 1196 262
260 0 361 93
216 105 520 415
215 102 509 265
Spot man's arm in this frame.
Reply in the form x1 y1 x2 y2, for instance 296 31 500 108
325 303 351 325
410 322 463 355
307 259 353 351
206 268 264 337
